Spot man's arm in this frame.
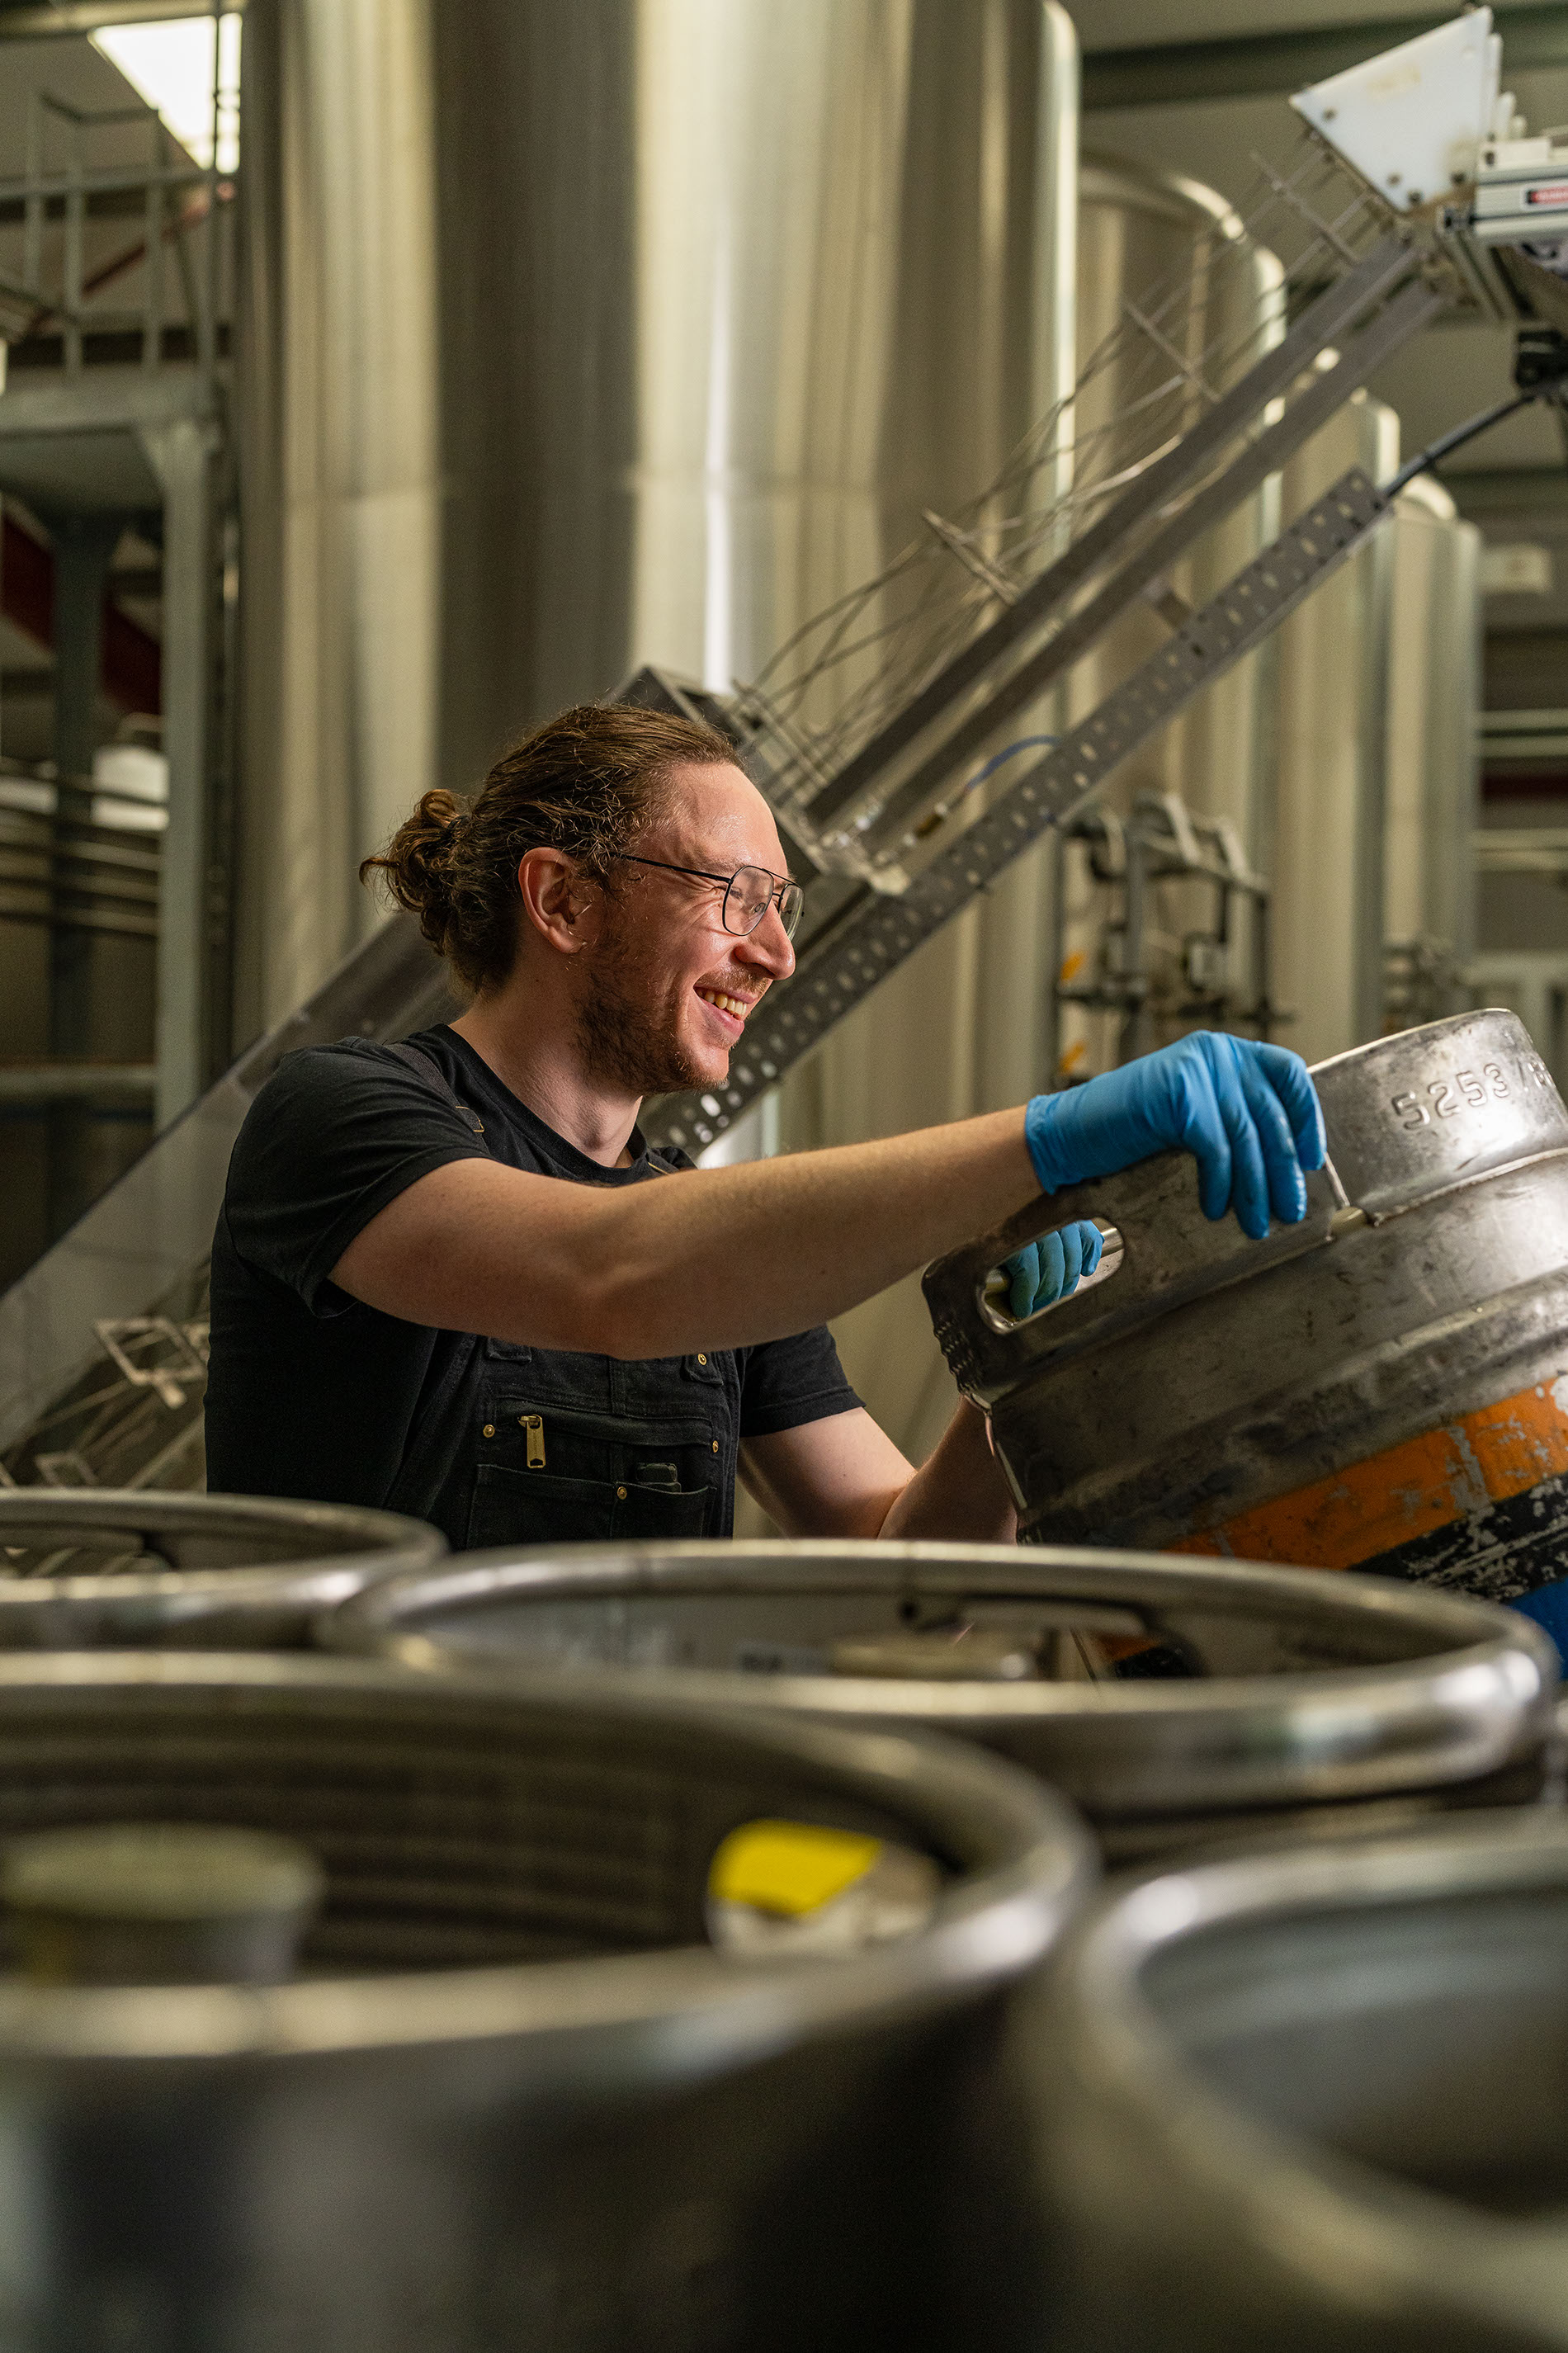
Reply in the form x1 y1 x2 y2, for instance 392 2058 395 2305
739 1401 1015 1545
333 1109 1037 1359
333 1032 1325 1363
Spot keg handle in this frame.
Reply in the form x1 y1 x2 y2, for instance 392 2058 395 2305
922 1151 1343 1408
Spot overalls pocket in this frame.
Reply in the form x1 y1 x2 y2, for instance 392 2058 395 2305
465 1397 724 1551
466 1463 711 1550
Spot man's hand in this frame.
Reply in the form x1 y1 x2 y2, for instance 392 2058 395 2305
1001 1221 1103 1319
1023 1033 1325 1241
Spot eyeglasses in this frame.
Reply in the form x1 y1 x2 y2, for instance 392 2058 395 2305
611 854 805 941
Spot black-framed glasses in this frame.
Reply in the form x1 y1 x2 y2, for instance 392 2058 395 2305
612 854 804 941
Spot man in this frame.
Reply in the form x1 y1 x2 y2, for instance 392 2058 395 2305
206 702 1324 1551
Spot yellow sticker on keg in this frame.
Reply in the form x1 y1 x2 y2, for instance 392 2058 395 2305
708 1821 884 1918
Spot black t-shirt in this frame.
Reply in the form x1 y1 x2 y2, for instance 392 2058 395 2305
205 1026 860 1550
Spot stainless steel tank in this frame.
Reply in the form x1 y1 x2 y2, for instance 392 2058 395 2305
923 1009 1568 1605
0 1652 1090 2352
319 1539 1560 1868
1056 157 1282 1081
0 1491 445 1646
235 0 1078 1028
1027 1812 1568 2350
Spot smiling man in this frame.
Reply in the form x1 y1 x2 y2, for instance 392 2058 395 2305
205 701 1325 1552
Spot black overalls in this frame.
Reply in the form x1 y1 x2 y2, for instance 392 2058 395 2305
381 1043 736 1551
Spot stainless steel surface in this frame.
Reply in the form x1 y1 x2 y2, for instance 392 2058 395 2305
1056 154 1283 1075
2 1821 324 1985
319 1538 1560 1866
924 1009 1568 1590
1028 1812 1568 2349
1381 475 1481 1032
0 1651 1091 2351
1270 391 1400 1065
0 1490 446 1646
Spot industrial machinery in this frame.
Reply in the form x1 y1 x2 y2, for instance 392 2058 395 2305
0 1491 444 1647
0 1653 1089 2351
924 1011 1568 1608
1029 1814 1568 2350
321 1538 1560 1868
1046 791 1275 1075
3 7 1567 1490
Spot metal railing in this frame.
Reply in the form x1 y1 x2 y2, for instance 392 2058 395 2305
0 67 234 376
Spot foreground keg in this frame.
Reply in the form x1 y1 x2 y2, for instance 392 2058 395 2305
924 1011 1568 1611
0 1490 444 1646
0 1652 1089 2351
1027 1812 1568 2350
321 1539 1561 1866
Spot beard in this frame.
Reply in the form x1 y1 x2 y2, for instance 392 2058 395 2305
574 937 709 1099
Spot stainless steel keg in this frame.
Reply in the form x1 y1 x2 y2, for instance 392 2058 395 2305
319 1539 1561 1866
1026 1812 1568 2350
0 1490 445 1646
0 1652 1089 2352
923 1011 1568 1605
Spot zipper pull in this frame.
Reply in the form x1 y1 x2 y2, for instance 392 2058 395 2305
521 1414 545 1469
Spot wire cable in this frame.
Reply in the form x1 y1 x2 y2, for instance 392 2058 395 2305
1388 388 1540 494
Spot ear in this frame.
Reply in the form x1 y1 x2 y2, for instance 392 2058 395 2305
517 847 601 954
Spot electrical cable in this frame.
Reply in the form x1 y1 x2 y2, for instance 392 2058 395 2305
1388 388 1541 494
965 734 1061 791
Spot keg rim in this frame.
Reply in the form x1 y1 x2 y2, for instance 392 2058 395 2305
319 1539 1560 1819
0 1650 1093 2064
0 1489 446 1635
1041 1810 1568 2325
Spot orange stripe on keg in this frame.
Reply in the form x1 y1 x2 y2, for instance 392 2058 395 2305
1171 1379 1568 1571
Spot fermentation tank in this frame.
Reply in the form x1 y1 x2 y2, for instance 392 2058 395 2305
1052 158 1282 1082
1271 405 1481 1062
1270 392 1400 1065
238 0 1077 1022
1382 473 1482 1028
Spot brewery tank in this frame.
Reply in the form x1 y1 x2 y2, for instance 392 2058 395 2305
1270 402 1481 1063
1051 157 1282 1083
1027 1814 1568 2349
236 0 1078 1032
923 1010 1568 1618
321 1539 1561 1868
0 1653 1090 2352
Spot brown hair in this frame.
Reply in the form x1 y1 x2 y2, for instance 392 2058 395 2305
360 701 737 995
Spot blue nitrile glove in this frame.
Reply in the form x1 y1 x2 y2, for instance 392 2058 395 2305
1023 1033 1325 1242
1003 1221 1104 1318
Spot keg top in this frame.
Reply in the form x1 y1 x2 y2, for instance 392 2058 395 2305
1042 1812 1568 2334
319 1538 1558 1826
921 1009 1568 1406
0 1489 446 1648
0 1651 1091 2062
1311 1008 1567 1217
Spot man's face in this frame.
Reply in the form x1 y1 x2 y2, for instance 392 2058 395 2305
575 761 796 1099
